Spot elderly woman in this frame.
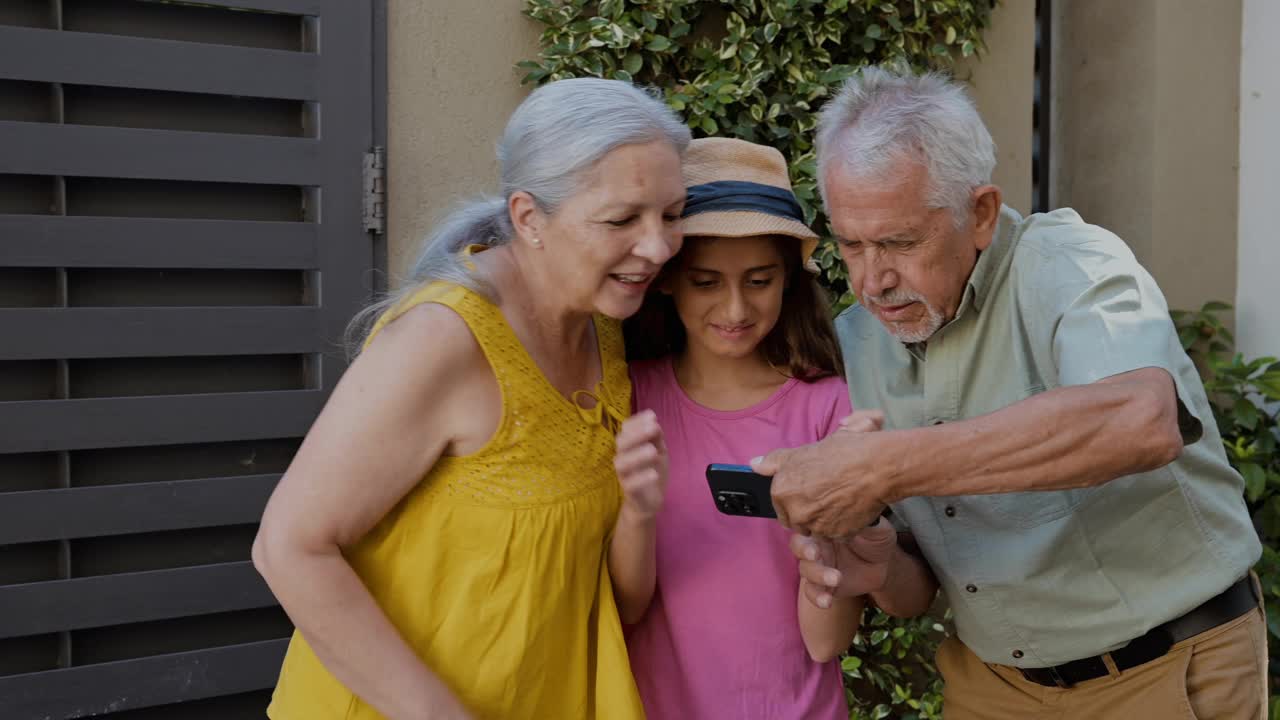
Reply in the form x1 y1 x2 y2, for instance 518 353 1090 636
252 78 691 720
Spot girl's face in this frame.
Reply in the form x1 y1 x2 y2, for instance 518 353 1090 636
666 235 788 362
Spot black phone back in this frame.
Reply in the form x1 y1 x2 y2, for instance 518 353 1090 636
705 463 776 519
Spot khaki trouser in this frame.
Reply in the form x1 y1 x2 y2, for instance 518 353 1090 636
938 605 1268 719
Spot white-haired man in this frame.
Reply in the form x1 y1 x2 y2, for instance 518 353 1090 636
755 65 1266 718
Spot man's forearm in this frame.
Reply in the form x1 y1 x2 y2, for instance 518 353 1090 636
869 542 937 618
885 369 1183 502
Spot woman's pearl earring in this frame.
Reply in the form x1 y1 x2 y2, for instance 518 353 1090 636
530 237 541 246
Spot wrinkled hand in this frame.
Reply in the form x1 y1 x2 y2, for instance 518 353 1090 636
614 410 668 518
754 409 888 536
792 518 898 608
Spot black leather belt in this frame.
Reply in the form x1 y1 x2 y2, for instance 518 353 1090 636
1018 575 1259 688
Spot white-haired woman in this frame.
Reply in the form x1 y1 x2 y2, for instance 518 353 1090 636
252 78 690 720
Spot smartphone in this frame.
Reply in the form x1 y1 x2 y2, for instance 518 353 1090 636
705 463 776 519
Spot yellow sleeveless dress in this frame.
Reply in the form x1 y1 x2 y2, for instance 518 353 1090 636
266 280 645 720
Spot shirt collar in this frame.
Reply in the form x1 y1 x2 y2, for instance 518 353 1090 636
963 204 1022 315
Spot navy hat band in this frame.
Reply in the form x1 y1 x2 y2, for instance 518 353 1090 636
683 180 805 224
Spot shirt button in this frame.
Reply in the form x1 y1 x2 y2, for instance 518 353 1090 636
1012 650 1024 659
944 506 956 517
965 584 978 593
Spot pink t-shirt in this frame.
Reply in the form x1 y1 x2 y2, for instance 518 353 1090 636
625 357 853 720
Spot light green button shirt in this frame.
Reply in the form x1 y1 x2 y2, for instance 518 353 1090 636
836 206 1261 667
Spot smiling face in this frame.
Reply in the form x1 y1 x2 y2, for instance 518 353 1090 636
665 235 788 362
824 158 999 343
529 139 687 320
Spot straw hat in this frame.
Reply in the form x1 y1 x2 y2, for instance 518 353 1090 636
680 137 820 268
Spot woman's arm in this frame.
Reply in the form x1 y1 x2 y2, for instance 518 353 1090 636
607 410 668 624
252 305 496 720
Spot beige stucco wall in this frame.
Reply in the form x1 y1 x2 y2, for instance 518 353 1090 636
956 0 1035 216
1237 0 1280 359
387 1 1036 279
1050 0 1243 313
386 0 543 281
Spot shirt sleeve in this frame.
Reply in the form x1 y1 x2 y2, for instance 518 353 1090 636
1027 230 1204 444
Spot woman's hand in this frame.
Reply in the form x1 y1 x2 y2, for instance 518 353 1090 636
613 410 668 519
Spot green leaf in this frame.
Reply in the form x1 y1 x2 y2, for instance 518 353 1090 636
865 24 883 40
1202 300 1233 313
763 22 781 43
945 25 957 44
1235 397 1260 430
1243 462 1267 502
1254 371 1280 400
598 0 624 19
623 51 643 75
646 35 672 52
1178 325 1200 350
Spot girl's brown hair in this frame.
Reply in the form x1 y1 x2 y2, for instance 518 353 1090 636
623 237 844 381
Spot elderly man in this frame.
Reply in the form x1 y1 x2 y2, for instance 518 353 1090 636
755 66 1266 718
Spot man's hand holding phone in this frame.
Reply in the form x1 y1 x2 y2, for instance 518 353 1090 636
751 409 888 535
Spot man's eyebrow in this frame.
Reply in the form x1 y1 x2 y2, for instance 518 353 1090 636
873 231 920 244
837 231 917 244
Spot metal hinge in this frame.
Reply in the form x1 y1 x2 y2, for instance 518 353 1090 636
362 146 386 234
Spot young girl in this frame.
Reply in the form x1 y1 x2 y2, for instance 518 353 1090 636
620 137 866 719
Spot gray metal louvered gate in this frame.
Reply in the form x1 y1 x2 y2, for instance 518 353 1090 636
0 1 385 717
